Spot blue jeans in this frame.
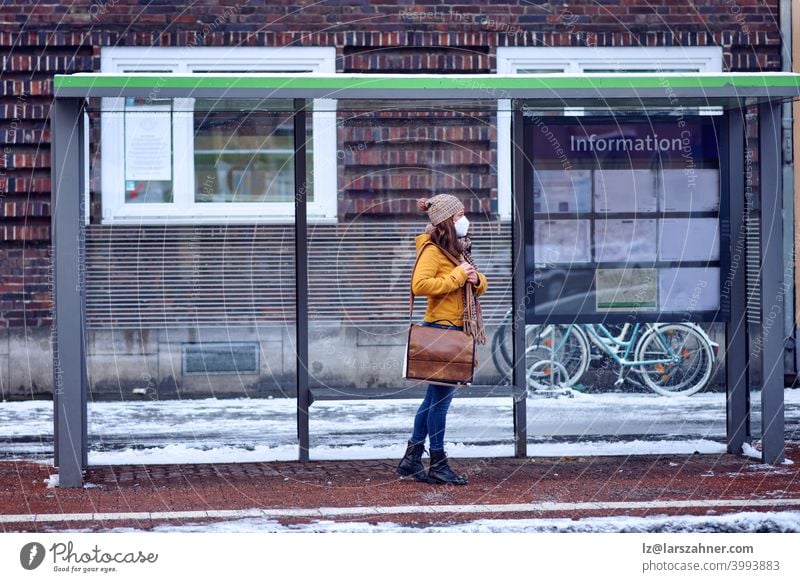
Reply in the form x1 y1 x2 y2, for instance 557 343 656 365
409 321 461 451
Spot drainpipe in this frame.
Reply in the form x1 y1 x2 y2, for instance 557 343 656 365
781 0 797 380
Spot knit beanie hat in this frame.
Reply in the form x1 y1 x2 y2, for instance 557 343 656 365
416 194 464 226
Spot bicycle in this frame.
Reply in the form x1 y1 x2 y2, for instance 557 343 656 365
491 310 589 391
526 322 717 396
490 310 718 397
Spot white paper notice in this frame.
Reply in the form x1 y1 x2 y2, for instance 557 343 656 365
659 168 720 212
658 267 720 312
594 218 657 263
533 169 592 214
658 218 720 261
534 220 591 265
124 103 172 182
594 169 657 213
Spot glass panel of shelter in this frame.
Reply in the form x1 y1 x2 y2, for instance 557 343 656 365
84 99 301 464
522 103 728 456
82 90 733 462
305 100 516 460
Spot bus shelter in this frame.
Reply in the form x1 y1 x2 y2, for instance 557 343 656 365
51 72 800 487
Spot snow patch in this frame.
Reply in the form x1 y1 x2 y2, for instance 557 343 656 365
742 442 761 459
85 439 728 466
741 443 794 466
2 390 799 465
52 510 800 534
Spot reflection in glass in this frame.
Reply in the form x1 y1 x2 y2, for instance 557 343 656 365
658 267 721 312
659 218 720 262
594 218 657 263
534 220 592 265
659 169 719 212
193 99 311 204
594 169 657 213
533 169 592 213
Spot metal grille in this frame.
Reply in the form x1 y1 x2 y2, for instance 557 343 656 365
85 221 512 329
182 342 260 375
745 212 762 324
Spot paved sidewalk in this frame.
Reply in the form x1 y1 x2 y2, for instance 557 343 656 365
2 444 799 532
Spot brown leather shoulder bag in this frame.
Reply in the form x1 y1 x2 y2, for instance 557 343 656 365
403 241 476 387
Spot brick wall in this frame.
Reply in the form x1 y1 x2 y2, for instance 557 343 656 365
337 109 496 218
0 0 783 326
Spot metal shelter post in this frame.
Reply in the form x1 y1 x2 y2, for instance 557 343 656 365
758 99 786 464
725 106 750 454
294 98 311 462
51 97 88 487
511 103 527 457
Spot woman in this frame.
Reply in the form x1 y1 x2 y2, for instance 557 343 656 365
397 194 488 485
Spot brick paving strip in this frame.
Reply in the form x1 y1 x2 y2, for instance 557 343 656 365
1 444 799 531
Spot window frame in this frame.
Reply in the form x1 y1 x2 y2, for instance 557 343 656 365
99 46 338 224
495 46 724 220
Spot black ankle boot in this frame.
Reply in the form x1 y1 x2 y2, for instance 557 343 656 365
427 449 468 485
396 440 430 482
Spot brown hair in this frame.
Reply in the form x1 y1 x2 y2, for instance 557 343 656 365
429 216 462 260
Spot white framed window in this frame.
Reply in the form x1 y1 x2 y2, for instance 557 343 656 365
495 46 724 220
99 46 337 224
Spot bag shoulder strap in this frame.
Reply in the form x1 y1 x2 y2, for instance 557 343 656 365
409 241 463 320
434 244 463 268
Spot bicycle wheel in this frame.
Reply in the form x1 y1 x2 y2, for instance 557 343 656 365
643 323 716 391
525 324 589 391
634 323 714 396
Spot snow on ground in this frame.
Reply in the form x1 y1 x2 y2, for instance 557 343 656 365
1 389 798 463
742 442 762 460
740 442 795 467
84 439 728 465
52 510 800 533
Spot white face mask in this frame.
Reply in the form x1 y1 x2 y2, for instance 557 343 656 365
454 215 470 237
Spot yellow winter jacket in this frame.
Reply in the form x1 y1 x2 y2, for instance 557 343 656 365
411 232 488 327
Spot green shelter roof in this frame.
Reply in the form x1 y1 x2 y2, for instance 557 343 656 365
54 72 800 107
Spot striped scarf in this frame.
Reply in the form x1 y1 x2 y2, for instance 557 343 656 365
459 234 487 345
